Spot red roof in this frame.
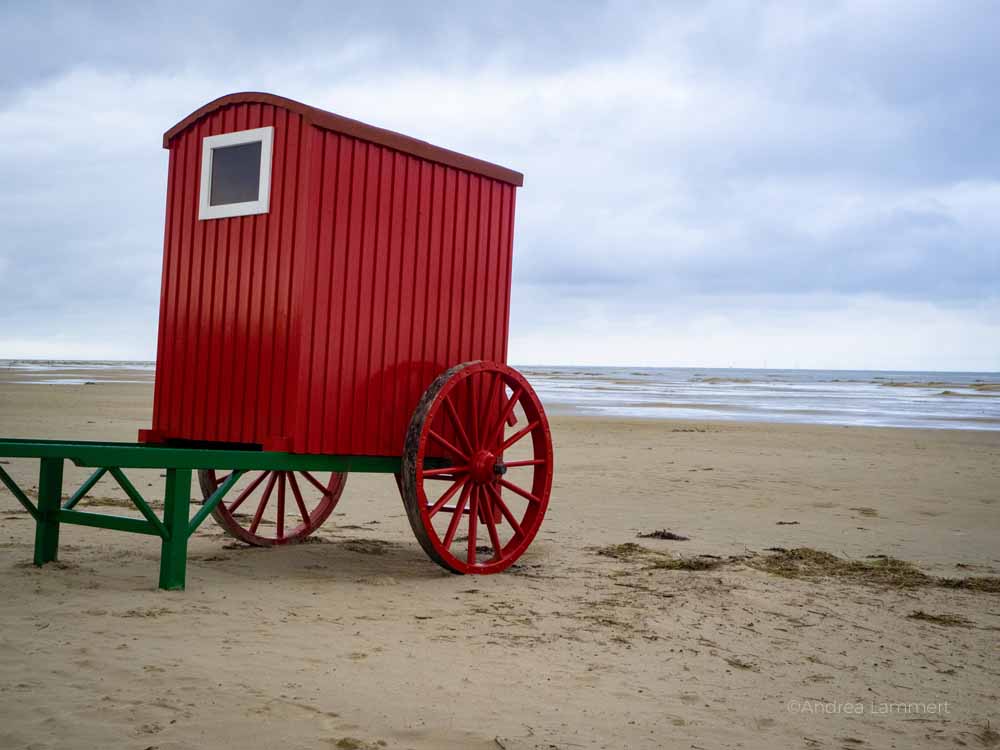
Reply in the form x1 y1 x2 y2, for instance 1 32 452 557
163 91 524 187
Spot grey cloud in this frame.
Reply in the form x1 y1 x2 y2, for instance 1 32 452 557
2 0 641 95
1 1 998 366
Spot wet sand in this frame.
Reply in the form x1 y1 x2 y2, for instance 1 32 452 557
0 372 998 749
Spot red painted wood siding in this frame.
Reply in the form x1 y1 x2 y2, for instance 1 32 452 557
150 101 517 456
152 101 308 447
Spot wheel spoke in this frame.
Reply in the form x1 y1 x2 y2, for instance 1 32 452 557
428 429 470 461
203 465 344 546
214 472 232 486
487 483 522 538
276 473 286 539
287 472 310 525
442 482 472 549
300 470 331 496
228 470 270 513
503 458 546 468
482 487 503 557
467 486 480 565
501 420 540 452
428 476 468 517
249 472 278 534
499 478 541 505
442 396 473 456
486 386 523 450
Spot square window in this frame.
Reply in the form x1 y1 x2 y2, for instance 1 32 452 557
198 126 273 220
210 142 262 206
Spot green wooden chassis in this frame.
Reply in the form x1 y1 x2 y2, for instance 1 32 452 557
0 438 411 590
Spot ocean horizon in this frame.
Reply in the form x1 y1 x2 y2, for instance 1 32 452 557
2 359 998 431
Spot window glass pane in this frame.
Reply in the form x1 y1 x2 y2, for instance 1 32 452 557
210 141 262 206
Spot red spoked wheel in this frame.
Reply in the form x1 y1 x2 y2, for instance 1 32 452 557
197 469 346 546
400 361 553 574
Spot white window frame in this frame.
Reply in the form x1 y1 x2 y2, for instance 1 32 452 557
198 126 274 220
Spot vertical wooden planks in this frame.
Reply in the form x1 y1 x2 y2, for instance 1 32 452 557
151 100 519 457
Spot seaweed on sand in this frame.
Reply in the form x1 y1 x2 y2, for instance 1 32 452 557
637 529 690 541
938 576 1000 593
593 542 727 570
907 610 972 627
748 548 1000 593
745 548 932 588
646 557 726 571
595 542 652 561
592 543 1000 593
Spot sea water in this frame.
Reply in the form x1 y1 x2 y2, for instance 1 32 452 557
520 366 1000 431
2 361 998 431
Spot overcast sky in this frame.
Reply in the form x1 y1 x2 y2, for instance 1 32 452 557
2 1 998 370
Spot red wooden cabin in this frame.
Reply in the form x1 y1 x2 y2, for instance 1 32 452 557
138 93 550 574
143 92 523 456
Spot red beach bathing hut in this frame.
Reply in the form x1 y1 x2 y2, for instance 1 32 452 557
135 92 551 572
144 92 523 457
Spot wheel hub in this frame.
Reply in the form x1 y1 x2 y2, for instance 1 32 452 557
470 450 503 484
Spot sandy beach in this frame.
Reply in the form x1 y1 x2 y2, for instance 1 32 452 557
1 371 998 749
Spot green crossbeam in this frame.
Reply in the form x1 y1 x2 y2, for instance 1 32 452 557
0 438 402 472
63 467 107 510
188 470 244 535
0 438 424 591
0 465 39 520
56 509 161 536
108 467 170 539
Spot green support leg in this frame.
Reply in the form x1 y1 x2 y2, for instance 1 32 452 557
33 457 64 565
158 468 191 590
